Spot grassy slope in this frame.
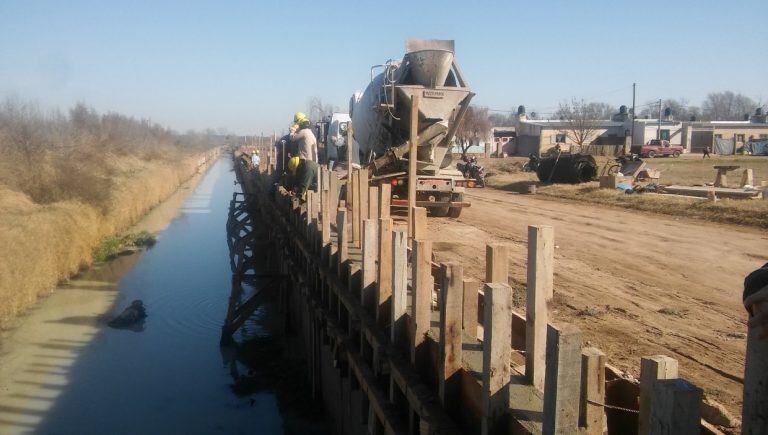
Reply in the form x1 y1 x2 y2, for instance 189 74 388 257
0 152 216 328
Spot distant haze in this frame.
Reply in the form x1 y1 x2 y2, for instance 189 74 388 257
1 0 765 134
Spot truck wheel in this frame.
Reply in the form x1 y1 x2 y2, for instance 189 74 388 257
430 207 450 217
447 207 462 218
672 151 681 158
647 150 656 158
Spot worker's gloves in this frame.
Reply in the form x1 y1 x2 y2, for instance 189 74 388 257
745 285 768 340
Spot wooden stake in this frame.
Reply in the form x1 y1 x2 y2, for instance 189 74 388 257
439 262 463 413
462 279 479 339
410 206 427 242
639 355 679 435
410 239 432 372
407 94 420 241
391 228 408 345
379 183 391 219
526 225 553 391
485 244 509 284
649 379 702 434
368 186 379 221
336 208 348 277
351 170 360 247
361 219 378 314
542 323 582 435
580 347 606 435
376 218 394 329
481 283 512 435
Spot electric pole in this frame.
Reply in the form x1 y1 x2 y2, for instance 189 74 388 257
631 82 636 145
657 99 662 140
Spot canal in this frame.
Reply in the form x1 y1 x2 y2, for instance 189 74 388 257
0 157 323 434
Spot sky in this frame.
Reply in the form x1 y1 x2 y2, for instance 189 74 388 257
1 0 766 135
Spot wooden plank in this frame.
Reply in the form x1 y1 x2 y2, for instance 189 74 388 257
337 208 349 277
481 283 512 435
462 278 479 338
485 244 509 284
407 94 420 241
359 168 369 250
542 323 582 435
649 379 702 435
526 225 553 391
361 219 378 314
377 218 394 329
410 206 427 242
329 170 340 215
580 347 606 435
368 186 379 221
439 262 463 414
321 170 331 252
351 170 361 247
391 228 408 345
639 355 678 435
410 239 432 372
379 183 391 219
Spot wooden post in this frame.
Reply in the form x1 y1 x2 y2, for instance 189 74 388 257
481 283 512 435
347 121 354 200
376 218 394 329
463 279 479 338
486 244 509 284
439 262 463 413
321 170 331 259
361 219 378 313
649 379 702 435
351 170 360 247
336 208 349 277
368 186 379 221
329 171 340 215
358 168 369 250
542 323 582 435
407 94 420 241
639 355 678 435
379 183 391 219
526 225 553 391
410 206 427 242
742 295 768 435
391 228 408 345
580 347 606 435
410 239 432 371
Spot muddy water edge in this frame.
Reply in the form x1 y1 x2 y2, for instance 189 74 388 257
0 157 328 434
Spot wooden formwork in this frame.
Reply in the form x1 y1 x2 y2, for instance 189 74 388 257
232 151 723 435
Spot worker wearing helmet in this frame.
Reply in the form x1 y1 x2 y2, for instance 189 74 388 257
286 155 318 200
250 149 260 168
289 112 318 162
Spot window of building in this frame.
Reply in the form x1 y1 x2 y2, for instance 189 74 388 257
760 134 768 139
736 134 745 143
659 129 670 140
555 133 566 143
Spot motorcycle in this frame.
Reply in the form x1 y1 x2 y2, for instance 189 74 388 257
457 156 486 187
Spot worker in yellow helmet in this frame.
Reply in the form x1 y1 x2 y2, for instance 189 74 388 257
286 155 318 200
289 112 318 162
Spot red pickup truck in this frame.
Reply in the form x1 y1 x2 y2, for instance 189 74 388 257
630 140 683 158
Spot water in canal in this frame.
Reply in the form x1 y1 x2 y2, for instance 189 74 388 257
0 158 322 434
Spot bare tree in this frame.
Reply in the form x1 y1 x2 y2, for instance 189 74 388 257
555 99 603 151
455 105 492 157
702 91 757 121
307 96 338 123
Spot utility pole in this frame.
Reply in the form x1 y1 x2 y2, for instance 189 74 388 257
631 83 636 145
657 99 662 140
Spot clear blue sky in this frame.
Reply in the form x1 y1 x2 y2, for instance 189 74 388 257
1 0 766 134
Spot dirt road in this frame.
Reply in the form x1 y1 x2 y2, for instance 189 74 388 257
428 187 767 418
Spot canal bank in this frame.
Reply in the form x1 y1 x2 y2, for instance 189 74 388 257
0 157 326 434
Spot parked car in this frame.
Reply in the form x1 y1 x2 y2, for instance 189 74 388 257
630 139 683 158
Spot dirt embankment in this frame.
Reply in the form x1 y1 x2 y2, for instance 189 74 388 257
0 150 219 329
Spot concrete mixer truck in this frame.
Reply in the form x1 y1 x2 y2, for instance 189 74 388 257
349 39 474 218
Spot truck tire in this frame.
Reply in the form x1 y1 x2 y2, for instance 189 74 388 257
672 151 681 158
647 150 656 158
447 193 463 218
430 207 450 217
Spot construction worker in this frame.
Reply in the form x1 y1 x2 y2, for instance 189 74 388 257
286 156 318 200
289 112 318 162
251 149 260 168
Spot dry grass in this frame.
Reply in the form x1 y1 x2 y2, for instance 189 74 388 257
482 155 768 228
0 99 221 329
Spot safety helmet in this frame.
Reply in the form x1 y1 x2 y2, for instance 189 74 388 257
254 150 259 155
293 112 308 124
287 156 300 174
